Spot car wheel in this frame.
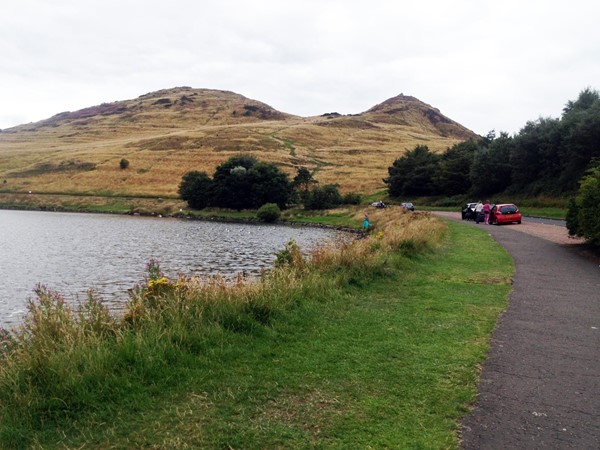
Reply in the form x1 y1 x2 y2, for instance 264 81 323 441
517 220 521 224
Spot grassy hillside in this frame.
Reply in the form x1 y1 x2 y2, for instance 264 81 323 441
0 87 478 197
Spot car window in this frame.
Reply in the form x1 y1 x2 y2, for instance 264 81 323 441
500 205 518 214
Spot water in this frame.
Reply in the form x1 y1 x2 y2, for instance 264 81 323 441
0 210 343 327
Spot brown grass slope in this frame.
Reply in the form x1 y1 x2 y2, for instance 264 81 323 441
0 87 478 197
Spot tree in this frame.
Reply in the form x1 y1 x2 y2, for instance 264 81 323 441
178 171 213 209
470 132 513 196
385 145 440 197
559 89 600 192
433 140 477 195
292 167 317 203
248 161 293 209
211 156 257 210
566 166 600 246
194 155 293 210
304 184 343 210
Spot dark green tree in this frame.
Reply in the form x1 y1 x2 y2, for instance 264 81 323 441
248 161 293 209
510 117 562 194
385 145 440 197
304 184 343 210
470 133 513 196
292 167 317 203
558 89 600 192
566 166 600 246
433 140 477 195
178 171 213 209
211 156 258 210
208 155 292 210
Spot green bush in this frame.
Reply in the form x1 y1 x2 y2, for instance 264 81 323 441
304 184 343 209
343 192 361 205
567 166 600 246
178 171 213 209
256 203 281 222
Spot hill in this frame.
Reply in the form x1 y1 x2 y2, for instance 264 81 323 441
0 87 478 197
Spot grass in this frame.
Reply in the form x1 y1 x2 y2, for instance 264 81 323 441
0 208 513 449
282 207 362 229
518 206 566 219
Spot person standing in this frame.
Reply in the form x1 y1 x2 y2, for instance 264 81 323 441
363 214 370 230
483 200 491 224
474 200 484 224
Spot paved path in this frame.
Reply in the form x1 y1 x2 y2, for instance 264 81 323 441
442 218 600 449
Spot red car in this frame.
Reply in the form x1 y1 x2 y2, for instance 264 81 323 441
490 203 522 225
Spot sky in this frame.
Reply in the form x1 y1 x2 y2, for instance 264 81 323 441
1 0 599 136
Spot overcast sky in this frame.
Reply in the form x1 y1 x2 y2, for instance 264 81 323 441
1 0 599 135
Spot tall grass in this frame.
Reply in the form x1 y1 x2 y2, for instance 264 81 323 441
0 207 448 448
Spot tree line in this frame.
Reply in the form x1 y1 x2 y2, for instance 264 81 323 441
385 88 600 198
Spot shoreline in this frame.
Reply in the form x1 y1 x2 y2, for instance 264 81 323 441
0 203 363 234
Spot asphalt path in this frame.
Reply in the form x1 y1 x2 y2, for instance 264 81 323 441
440 217 600 449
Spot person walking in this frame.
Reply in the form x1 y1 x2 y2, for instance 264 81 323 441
483 200 491 224
474 200 484 224
363 214 370 230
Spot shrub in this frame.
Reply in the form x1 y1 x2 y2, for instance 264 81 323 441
274 240 305 268
256 203 281 222
567 166 600 246
119 158 129 170
343 192 361 205
178 171 213 209
304 184 343 210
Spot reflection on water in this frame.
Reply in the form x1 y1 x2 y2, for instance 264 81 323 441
0 210 343 326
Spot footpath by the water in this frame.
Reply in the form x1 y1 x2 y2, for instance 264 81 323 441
436 214 600 449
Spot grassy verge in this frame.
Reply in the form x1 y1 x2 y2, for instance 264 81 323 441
282 207 362 229
0 209 513 449
518 206 566 219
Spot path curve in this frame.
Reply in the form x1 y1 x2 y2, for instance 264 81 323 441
435 213 600 449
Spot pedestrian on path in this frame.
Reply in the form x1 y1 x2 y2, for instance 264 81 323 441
483 200 491 224
474 200 484 224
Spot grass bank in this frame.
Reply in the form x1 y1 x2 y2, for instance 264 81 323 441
0 208 513 449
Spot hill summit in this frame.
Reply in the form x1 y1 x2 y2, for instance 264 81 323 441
0 87 478 196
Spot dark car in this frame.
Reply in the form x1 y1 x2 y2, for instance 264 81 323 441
461 202 477 220
490 203 522 225
371 201 388 208
401 202 414 211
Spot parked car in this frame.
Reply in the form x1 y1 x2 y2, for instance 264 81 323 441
461 202 477 220
401 202 414 211
371 201 387 208
490 203 522 225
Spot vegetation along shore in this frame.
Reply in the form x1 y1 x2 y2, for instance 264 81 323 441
0 207 513 449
